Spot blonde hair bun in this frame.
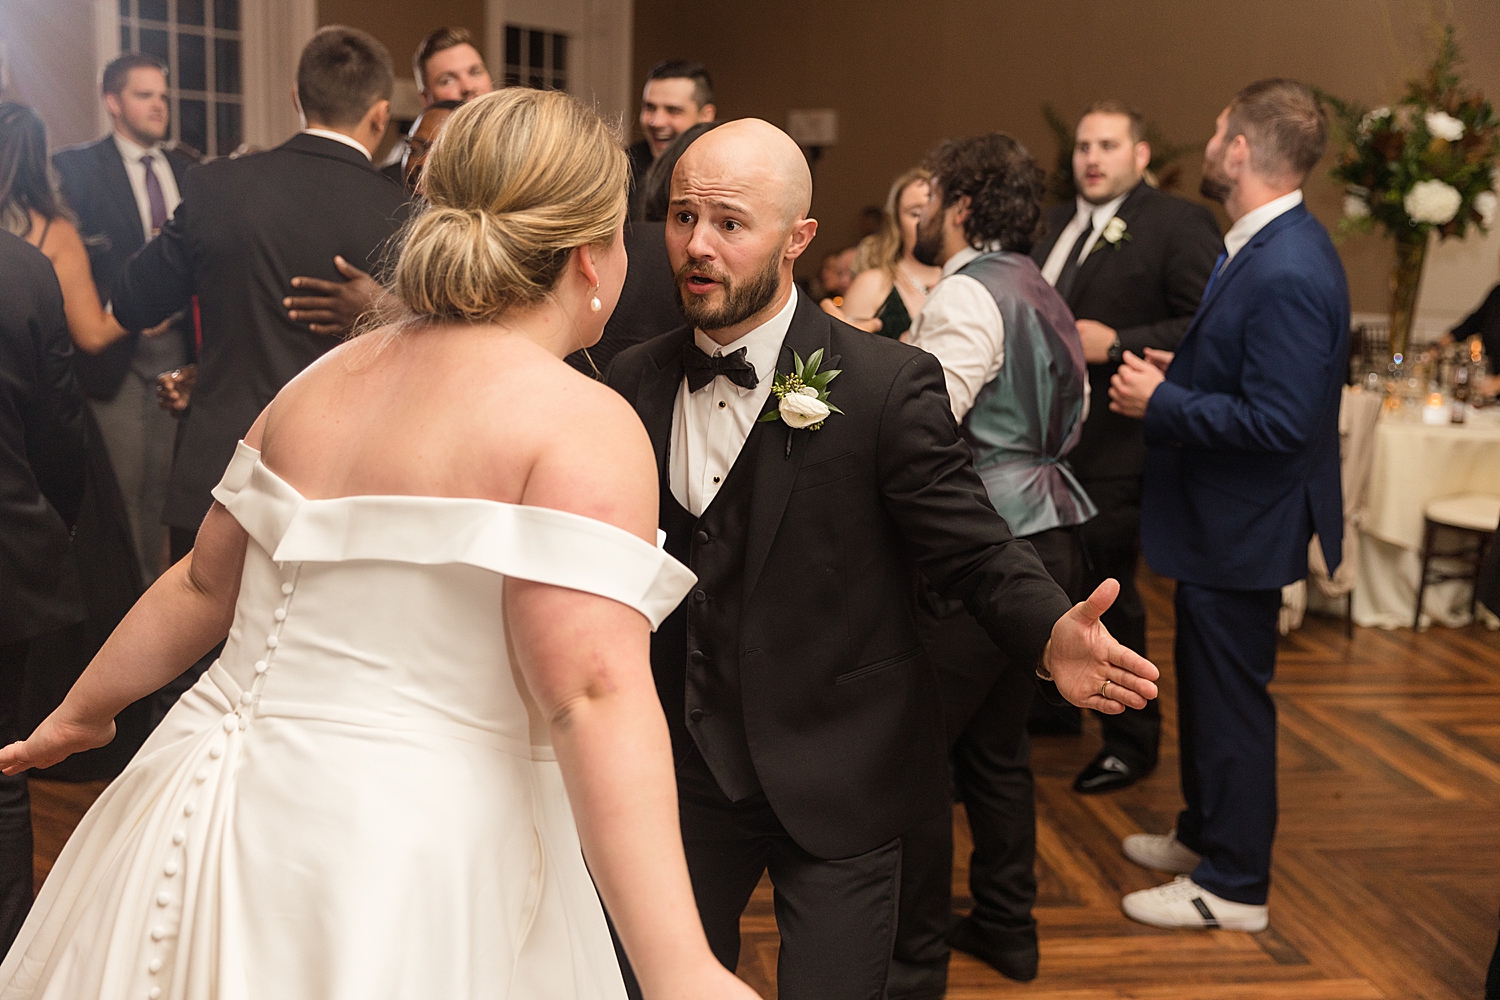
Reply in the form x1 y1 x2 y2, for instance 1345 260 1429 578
394 88 628 323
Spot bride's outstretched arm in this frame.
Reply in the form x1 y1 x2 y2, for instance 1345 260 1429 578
505 382 756 1000
0 424 256 776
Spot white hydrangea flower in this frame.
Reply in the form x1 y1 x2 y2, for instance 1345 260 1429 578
1404 179 1463 225
1343 193 1371 219
1425 110 1465 142
1358 107 1390 135
1475 190 1498 228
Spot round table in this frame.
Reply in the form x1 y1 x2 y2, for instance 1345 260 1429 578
1342 406 1500 628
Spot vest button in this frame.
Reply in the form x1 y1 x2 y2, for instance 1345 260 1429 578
689 709 705 722
693 590 707 603
689 650 707 665
695 530 709 544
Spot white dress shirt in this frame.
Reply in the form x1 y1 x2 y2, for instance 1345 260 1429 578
907 244 1005 422
1223 189 1303 261
112 132 182 240
669 288 800 516
301 128 373 161
1039 191 1129 286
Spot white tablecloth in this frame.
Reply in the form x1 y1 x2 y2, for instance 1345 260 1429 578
1311 406 1500 628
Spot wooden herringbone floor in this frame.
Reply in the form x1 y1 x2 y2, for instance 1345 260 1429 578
28 570 1500 998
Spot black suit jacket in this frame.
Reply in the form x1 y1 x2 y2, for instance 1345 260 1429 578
607 293 1072 858
53 135 197 400
567 221 683 375
0 232 87 644
1030 181 1222 480
112 132 411 531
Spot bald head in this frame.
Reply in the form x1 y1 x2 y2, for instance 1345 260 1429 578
673 118 812 226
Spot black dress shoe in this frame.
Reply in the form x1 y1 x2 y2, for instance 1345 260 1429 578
946 916 1039 983
1072 749 1151 794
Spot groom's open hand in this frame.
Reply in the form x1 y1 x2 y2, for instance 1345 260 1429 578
1043 579 1160 714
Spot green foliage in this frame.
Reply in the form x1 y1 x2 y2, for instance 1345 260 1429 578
1321 24 1499 242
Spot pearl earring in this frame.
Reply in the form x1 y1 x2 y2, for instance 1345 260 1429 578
589 296 602 313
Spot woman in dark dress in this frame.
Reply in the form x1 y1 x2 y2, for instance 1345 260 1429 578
829 167 942 340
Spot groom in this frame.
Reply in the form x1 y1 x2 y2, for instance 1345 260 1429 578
606 119 1158 1000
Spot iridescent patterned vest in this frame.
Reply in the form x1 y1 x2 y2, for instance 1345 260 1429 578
953 250 1096 537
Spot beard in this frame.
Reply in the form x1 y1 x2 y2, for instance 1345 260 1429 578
674 249 783 332
911 209 945 267
1199 154 1233 204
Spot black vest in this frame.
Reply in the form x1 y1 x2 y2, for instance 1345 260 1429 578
654 428 764 802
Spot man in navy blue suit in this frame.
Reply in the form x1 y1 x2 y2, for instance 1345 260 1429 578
1107 78 1347 931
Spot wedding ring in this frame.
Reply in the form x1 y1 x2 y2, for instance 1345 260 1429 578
1100 679 1112 699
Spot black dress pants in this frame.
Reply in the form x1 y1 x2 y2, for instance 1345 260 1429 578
671 746 903 1000
890 526 1082 997
0 641 33 956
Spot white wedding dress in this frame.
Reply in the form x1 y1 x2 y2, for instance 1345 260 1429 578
0 442 695 999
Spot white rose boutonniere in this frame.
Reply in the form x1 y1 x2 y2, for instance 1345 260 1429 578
760 349 843 435
1098 216 1130 250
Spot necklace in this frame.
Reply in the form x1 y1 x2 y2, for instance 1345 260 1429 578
895 262 933 296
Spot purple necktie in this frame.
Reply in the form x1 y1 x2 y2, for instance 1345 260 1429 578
141 153 168 234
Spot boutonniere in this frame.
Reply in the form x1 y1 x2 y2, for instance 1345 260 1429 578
1097 216 1131 250
760 349 843 452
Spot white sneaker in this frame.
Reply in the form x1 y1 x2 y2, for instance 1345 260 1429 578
1122 876 1268 932
1122 829 1201 874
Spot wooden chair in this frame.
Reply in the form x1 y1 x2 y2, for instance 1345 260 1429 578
1414 494 1500 630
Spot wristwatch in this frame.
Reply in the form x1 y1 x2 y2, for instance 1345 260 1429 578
1106 336 1123 364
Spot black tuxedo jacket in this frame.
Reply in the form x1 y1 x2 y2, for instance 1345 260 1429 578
607 293 1072 858
0 232 87 644
112 132 411 531
1030 181 1222 480
53 135 197 400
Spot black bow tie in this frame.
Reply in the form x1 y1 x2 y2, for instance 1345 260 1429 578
683 343 759 393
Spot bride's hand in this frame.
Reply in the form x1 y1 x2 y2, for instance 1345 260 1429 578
651 961 761 1000
0 710 116 776
1044 579 1160 713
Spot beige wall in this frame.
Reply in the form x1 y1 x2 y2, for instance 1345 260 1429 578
319 0 486 92
633 0 1500 318
0 0 108 150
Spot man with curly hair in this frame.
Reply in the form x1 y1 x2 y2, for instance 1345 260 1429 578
892 133 1093 994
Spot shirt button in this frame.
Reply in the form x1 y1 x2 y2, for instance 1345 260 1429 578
222 716 235 732
183 802 196 817
240 692 254 706
149 958 162 973
265 635 279 649
254 660 268 674
693 590 707 603
172 831 185 846
712 475 721 484
195 769 208 783
151 987 163 999
281 583 294 595
689 709 705 722
156 891 171 906
718 400 726 409
150 926 165 941
689 650 707 665
694 530 709 544
164 861 179 877
208 744 223 760
273 608 286 621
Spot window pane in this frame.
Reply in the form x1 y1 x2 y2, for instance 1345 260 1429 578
216 102 242 154
213 0 239 31
139 28 169 63
505 26 520 67
529 73 543 90
215 38 240 94
139 0 168 21
528 29 544 70
179 0 205 25
121 23 132 52
179 33 207 91
179 98 207 156
552 35 567 73
119 0 132 16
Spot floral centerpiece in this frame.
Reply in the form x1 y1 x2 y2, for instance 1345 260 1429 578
1322 26 1499 358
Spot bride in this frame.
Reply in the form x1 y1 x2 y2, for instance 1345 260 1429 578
0 89 758 1000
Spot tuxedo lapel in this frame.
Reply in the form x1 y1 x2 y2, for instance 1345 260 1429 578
636 328 690 474
98 137 148 247
1067 182 1149 307
743 294 829 597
